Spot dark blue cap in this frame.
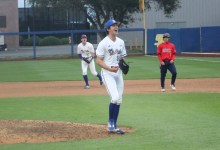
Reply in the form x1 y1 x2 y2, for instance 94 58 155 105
81 34 87 38
163 33 171 38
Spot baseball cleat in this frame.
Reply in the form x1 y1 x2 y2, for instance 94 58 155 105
107 122 125 134
108 130 115 133
100 81 103 85
171 84 176 90
161 88 165 92
114 128 125 134
85 85 90 89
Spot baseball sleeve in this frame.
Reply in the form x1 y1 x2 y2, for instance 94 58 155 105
157 44 163 62
171 44 176 60
90 43 95 54
77 44 81 54
96 41 105 57
120 41 127 58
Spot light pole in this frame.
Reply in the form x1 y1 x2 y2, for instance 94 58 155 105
139 0 147 55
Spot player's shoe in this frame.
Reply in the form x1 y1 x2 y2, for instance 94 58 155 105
108 123 125 134
114 128 125 134
161 88 165 92
100 81 103 85
171 84 176 91
107 121 115 133
85 85 90 89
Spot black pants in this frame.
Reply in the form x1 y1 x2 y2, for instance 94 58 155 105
160 61 177 88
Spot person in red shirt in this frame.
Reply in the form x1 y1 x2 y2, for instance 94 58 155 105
157 33 177 92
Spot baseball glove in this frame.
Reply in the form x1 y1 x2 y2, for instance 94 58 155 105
119 59 129 75
82 57 93 64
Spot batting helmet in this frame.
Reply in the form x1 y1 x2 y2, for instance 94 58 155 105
104 19 118 29
163 33 171 38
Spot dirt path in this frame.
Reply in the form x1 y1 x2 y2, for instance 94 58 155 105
0 78 219 144
0 78 219 98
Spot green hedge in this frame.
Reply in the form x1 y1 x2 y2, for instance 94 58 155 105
23 36 41 46
20 36 69 46
39 36 61 46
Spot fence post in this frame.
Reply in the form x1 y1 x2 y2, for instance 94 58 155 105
70 32 74 58
33 33 36 59
200 27 202 52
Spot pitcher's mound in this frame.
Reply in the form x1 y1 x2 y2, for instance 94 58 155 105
0 120 133 144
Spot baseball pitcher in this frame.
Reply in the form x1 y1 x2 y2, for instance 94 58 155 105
96 19 127 134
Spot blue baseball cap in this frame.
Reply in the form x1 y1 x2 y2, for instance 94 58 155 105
104 19 118 29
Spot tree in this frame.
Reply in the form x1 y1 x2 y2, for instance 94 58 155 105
27 0 181 30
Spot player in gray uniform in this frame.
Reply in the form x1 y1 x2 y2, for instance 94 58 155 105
96 19 127 134
77 34 103 89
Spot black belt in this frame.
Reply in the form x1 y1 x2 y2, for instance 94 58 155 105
163 59 170 61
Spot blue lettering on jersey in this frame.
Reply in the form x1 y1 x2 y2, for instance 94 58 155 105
108 44 123 56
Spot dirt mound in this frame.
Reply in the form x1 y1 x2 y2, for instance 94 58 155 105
0 120 133 144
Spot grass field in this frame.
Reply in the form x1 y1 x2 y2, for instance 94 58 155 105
0 56 220 150
0 56 220 82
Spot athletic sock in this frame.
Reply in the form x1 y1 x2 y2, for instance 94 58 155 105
109 103 115 125
83 75 89 86
97 73 102 82
113 104 120 128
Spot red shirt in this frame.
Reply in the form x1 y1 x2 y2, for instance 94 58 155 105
157 42 176 62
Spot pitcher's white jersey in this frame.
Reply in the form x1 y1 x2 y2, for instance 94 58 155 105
96 36 127 68
96 36 127 104
77 42 94 58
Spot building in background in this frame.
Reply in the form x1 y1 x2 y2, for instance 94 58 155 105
0 0 19 50
130 0 220 29
18 3 91 44
1 0 220 52
120 0 220 54
1 0 90 50
19 7 89 32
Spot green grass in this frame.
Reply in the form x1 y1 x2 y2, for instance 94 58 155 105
0 59 83 82
0 56 220 149
0 56 220 82
0 93 220 150
125 56 220 79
